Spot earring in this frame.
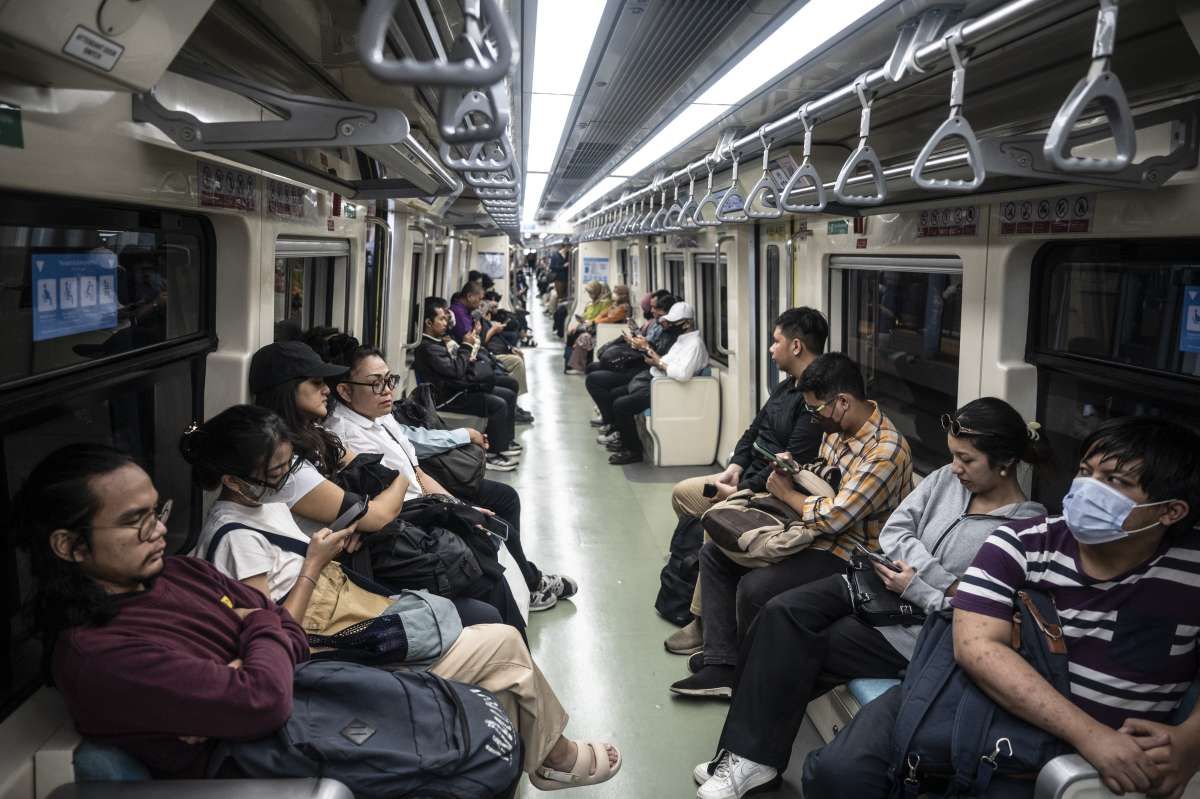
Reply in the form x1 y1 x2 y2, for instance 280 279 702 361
1000 467 1008 477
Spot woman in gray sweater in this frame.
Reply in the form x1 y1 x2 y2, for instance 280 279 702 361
693 397 1049 799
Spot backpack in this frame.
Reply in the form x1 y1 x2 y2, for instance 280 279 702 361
364 518 485 598
597 338 646 372
392 388 487 500
655 515 705 626
887 589 1072 798
215 660 522 799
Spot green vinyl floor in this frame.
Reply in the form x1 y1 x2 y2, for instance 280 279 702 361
488 307 819 798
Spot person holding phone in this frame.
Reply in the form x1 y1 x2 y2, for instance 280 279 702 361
691 397 1048 799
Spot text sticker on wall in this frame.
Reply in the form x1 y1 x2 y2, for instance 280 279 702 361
918 205 978 237
32 251 118 342
199 163 257 212
1181 287 1200 354
999 194 1093 235
266 178 311 220
61 26 124 72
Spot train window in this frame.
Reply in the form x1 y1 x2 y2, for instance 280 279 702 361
0 200 210 385
1029 241 1200 510
667 255 685 298
273 239 350 333
830 256 963 474
699 255 729 366
0 193 214 722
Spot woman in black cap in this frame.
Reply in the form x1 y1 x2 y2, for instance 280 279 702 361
246 341 525 632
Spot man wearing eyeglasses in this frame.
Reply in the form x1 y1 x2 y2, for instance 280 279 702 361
673 352 912 697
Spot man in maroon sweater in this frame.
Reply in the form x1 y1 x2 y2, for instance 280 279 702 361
14 445 308 778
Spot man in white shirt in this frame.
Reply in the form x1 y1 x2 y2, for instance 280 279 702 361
608 302 709 465
326 347 578 612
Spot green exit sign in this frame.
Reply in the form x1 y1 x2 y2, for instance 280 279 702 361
827 219 849 235
0 108 23 149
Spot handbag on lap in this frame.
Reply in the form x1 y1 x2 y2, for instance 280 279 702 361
844 556 926 627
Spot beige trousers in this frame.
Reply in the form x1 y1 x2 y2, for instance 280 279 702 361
495 353 527 395
670 473 728 616
429 624 568 775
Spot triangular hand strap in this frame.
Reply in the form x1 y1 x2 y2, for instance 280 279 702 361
912 114 986 191
834 143 887 206
1043 71 1136 174
744 173 782 219
780 160 826 213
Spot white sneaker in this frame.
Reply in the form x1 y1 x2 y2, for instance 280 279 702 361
694 760 714 785
696 752 778 799
596 430 619 445
485 453 518 471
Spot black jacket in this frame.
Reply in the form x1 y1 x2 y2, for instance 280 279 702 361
413 335 493 402
730 376 823 492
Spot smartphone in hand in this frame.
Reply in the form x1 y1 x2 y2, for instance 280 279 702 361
752 441 799 474
854 542 902 573
331 498 369 531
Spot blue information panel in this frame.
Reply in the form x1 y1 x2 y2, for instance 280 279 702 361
32 251 119 342
1182 286 1200 354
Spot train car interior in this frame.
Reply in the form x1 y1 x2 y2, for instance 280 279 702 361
1 0 1200 797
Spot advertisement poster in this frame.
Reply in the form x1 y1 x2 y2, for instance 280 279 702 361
32 251 118 342
582 256 609 284
479 251 506 279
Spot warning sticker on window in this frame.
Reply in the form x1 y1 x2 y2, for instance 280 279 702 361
61 26 124 72
999 194 1092 235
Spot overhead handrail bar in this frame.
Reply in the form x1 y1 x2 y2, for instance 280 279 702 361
833 74 887 206
693 157 722 227
780 105 826 213
744 126 782 219
357 0 517 87
716 143 751 223
912 23 985 191
569 0 1059 224
1043 0 1135 173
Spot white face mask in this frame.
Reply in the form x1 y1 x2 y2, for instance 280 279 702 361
1061 476 1172 545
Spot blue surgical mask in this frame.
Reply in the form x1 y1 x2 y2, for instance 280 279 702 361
1061 477 1171 545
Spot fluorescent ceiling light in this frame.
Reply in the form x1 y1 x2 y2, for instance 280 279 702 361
557 175 626 222
523 172 549 224
611 103 730 178
532 0 608 94
523 0 608 221
592 0 888 204
526 93 576 173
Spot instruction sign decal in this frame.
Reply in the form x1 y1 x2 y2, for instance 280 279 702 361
478 252 506 279
61 26 124 72
1181 286 1200 354
582 257 609 284
918 206 978 237
32 252 118 342
999 194 1092 235
199 163 257 212
266 178 308 219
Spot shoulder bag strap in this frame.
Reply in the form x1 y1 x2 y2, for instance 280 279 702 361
205 522 309 562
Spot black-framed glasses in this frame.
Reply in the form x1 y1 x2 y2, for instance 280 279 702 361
82 498 172 543
343 374 401 396
236 455 305 498
940 413 994 437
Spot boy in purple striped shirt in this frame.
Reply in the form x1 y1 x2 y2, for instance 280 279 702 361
805 417 1200 799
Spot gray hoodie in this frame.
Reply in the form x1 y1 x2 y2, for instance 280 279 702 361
876 464 1046 659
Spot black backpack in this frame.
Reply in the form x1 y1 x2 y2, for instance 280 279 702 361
597 338 647 372
215 660 522 799
887 589 1072 797
363 518 484 598
655 515 705 626
393 387 487 500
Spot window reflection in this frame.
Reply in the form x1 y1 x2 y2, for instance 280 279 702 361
839 268 963 473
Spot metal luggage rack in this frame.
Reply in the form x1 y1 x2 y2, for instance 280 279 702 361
573 0 1200 241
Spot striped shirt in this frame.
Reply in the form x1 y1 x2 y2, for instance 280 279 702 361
800 402 912 561
952 516 1200 727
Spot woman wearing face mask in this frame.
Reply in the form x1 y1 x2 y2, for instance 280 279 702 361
179 405 623 791
692 397 1049 799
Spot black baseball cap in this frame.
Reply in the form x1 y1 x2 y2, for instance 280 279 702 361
248 341 347 395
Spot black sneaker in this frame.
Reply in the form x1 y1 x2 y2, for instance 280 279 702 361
688 651 705 674
605 438 626 452
670 665 735 698
608 449 643 465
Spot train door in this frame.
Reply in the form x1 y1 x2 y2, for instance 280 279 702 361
697 253 729 368
273 238 351 333
362 217 390 349
618 248 629 287
757 231 788 402
828 255 964 474
432 246 446 297
1026 240 1200 511
666 253 686 300
406 228 426 346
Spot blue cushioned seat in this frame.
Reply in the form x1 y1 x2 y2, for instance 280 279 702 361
74 741 152 782
848 678 901 707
